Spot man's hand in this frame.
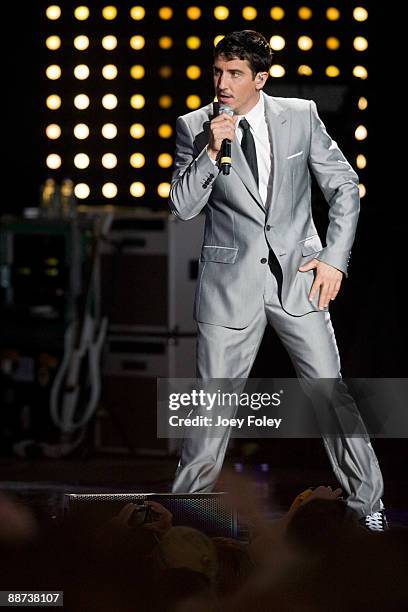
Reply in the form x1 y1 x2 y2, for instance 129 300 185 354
298 259 343 309
207 113 239 161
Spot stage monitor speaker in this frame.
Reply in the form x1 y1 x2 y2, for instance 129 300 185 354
64 492 238 538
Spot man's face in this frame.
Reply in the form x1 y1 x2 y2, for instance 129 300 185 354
213 54 268 115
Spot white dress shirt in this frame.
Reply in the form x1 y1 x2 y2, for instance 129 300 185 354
207 91 272 207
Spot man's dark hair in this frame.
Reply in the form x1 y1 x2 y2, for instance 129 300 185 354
214 30 273 79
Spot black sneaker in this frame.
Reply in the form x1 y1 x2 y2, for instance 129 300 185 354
359 509 389 532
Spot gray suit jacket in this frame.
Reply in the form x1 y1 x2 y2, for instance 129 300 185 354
169 91 360 328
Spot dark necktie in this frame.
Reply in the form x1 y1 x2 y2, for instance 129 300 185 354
239 117 259 187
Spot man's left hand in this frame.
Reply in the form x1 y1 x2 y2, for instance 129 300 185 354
298 259 343 310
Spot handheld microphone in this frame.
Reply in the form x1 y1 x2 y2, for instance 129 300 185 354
218 103 234 175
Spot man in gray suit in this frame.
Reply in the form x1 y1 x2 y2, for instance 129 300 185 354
168 31 387 530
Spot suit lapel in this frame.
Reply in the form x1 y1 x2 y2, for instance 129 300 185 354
263 94 290 220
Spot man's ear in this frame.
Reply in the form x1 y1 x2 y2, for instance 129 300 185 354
256 72 269 90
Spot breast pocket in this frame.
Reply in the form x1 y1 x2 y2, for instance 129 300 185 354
200 245 238 263
299 234 323 256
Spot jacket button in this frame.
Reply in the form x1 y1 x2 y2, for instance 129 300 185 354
261 258 267 264
266 225 271 231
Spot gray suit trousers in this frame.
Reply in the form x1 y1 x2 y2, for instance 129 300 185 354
172 264 384 518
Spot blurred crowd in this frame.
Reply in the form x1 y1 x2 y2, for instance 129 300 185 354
0 473 407 611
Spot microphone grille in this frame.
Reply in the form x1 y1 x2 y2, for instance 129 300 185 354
218 104 234 117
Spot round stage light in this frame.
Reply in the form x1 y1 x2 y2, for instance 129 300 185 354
102 6 117 20
298 36 313 50
159 95 172 108
359 184 366 198
74 35 90 50
214 6 229 20
353 65 368 79
326 37 340 50
74 183 90 199
130 94 145 109
353 7 368 22
298 64 313 76
130 182 145 197
46 153 62 169
214 35 225 46
46 6 61 20
130 123 145 138
158 153 173 168
270 7 285 20
355 125 367 140
157 183 170 198
298 6 312 19
74 64 90 79
74 6 89 21
158 124 172 138
270 35 285 50
159 66 173 78
269 65 285 78
326 7 340 20
242 6 257 20
358 96 368 110
186 95 200 109
356 154 367 169
46 94 61 110
186 36 201 49
101 123 117 139
46 35 61 50
159 36 173 49
102 64 118 79
186 65 201 79
102 35 117 50
130 6 145 20
46 65 61 79
74 123 90 139
354 36 368 51
74 94 90 109
130 35 145 50
102 153 117 169
326 65 340 77
130 153 145 168
130 65 145 79
102 93 118 109
46 124 61 139
187 6 201 20
74 153 90 169
159 7 173 20
102 183 118 198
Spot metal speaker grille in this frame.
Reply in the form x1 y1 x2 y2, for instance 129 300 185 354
64 493 237 538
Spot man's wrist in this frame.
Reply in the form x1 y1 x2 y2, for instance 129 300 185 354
206 145 219 164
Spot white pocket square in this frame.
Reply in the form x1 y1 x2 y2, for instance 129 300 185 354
287 151 303 159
